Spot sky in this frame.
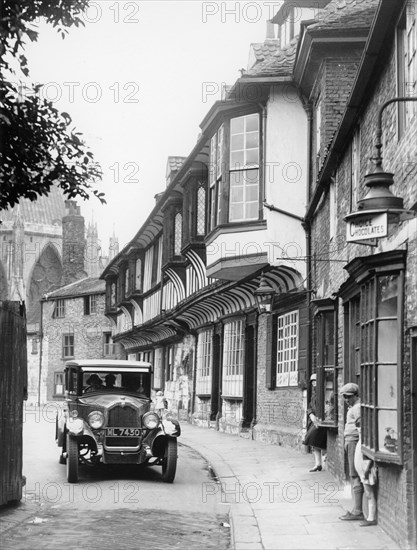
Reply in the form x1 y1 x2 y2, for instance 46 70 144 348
27 1 277 251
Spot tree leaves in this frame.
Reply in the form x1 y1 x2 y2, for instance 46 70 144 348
0 0 104 211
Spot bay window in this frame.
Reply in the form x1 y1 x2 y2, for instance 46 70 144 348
344 251 405 463
313 300 337 427
209 112 261 230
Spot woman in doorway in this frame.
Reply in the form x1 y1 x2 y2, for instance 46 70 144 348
303 374 327 472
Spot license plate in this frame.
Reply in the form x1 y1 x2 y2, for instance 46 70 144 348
106 428 141 437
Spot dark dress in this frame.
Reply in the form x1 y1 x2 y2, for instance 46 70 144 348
303 393 327 450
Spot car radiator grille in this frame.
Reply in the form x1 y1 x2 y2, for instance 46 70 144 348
108 405 138 427
106 405 140 448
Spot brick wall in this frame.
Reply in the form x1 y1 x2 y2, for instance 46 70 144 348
44 293 113 401
310 28 417 548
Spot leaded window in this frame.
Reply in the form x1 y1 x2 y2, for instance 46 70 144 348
222 320 244 397
196 182 206 236
229 114 260 222
196 329 213 395
174 211 182 256
276 310 298 387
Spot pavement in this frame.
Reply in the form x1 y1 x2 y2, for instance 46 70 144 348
179 423 401 550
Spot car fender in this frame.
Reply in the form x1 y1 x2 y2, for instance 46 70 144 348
66 419 98 450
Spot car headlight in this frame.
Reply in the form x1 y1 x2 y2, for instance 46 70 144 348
142 412 160 430
88 410 105 429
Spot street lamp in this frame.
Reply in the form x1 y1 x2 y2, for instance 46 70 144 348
345 97 417 242
254 274 276 314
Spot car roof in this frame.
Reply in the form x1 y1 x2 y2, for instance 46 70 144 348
65 359 152 370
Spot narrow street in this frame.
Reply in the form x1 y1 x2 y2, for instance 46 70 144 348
0 406 230 549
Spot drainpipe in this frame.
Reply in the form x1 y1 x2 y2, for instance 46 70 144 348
304 103 314 391
37 297 44 406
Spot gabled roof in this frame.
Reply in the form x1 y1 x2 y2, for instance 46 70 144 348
44 277 105 300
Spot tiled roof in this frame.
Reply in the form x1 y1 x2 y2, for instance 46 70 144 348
0 184 66 225
45 277 105 299
246 37 298 77
250 40 280 63
167 156 186 173
307 0 379 31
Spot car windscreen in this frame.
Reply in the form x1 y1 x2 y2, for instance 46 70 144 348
82 370 150 397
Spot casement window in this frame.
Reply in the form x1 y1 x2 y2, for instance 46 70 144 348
110 283 116 307
196 329 213 395
276 310 299 387
124 267 130 296
397 0 417 136
209 125 224 230
209 112 261 230
153 348 163 389
350 128 360 211
84 294 98 315
196 182 206 236
62 333 74 359
165 344 176 382
222 319 244 397
174 210 183 256
344 251 405 463
229 114 260 222
313 301 337 427
54 372 65 397
135 259 142 292
53 299 65 318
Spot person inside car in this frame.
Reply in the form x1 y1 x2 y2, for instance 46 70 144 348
104 373 116 389
85 374 103 391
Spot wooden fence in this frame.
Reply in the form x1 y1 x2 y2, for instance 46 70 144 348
0 301 28 505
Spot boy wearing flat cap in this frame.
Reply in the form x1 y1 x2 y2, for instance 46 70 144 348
339 382 364 521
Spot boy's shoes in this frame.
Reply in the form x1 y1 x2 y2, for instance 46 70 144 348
309 465 322 472
360 519 377 527
339 512 365 521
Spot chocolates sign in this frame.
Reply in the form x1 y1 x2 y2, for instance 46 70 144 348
346 212 388 243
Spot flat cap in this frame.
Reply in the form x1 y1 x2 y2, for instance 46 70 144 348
339 382 359 396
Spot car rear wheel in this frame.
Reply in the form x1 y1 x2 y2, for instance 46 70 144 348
66 435 79 483
161 438 177 483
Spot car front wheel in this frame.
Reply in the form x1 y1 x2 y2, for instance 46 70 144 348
161 438 177 483
66 435 79 483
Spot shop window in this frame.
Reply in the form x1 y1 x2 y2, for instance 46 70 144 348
84 294 98 315
313 300 337 427
360 273 403 462
62 333 74 359
344 251 405 463
53 299 65 318
196 329 213 395
222 319 244 397
276 310 299 387
54 372 65 397
344 295 361 386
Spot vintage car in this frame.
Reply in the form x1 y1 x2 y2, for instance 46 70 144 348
56 359 180 483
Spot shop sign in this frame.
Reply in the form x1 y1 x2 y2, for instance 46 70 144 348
346 212 387 243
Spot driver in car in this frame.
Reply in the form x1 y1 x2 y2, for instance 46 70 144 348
86 374 103 391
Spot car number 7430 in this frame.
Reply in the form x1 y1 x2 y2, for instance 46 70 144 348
106 428 141 436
